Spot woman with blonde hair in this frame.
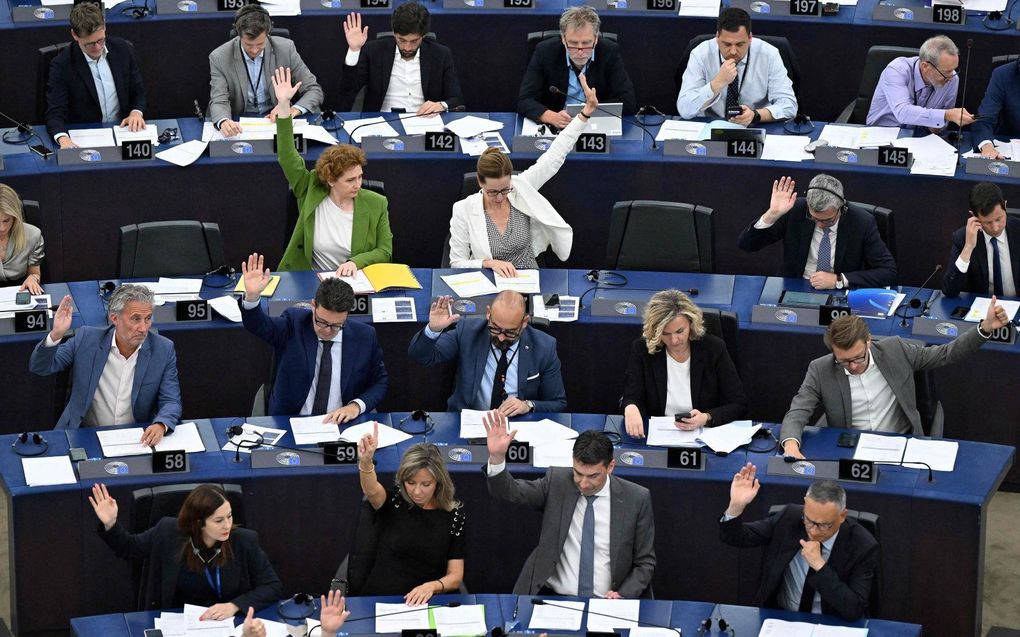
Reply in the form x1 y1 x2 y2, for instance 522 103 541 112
0 184 44 294
621 289 747 438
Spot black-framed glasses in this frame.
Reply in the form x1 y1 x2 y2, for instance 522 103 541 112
564 43 596 52
833 351 867 368
487 322 522 339
482 186 514 199
806 209 840 228
314 315 345 332
802 515 837 532
925 61 958 82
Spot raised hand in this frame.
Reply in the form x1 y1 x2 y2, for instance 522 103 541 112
50 294 73 342
579 73 598 117
483 410 516 464
427 296 460 332
241 253 273 302
343 13 369 53
241 607 266 637
765 176 797 221
982 295 1010 333
358 421 379 463
725 462 760 517
319 591 350 633
89 483 119 530
271 66 302 112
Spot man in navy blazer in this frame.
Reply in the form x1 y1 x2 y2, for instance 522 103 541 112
29 285 180 446
737 174 897 289
518 6 636 127
339 4 463 114
720 464 878 621
408 291 567 414
45 2 148 148
239 253 388 421
972 60 1020 158
943 182 1020 298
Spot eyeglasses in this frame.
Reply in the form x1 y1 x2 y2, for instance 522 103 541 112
81 37 106 49
925 61 958 82
806 210 840 227
564 43 595 52
487 322 522 339
313 315 345 332
833 351 867 369
802 515 837 532
482 187 514 199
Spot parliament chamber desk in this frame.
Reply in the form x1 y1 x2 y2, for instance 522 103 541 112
0 415 1010 635
1 0 1017 125
68 594 924 636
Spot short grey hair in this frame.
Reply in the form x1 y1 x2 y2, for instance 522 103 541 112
559 5 600 36
108 283 155 315
919 35 959 65
806 480 847 511
805 173 845 214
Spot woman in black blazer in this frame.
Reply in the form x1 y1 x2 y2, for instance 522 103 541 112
622 289 747 437
90 483 282 621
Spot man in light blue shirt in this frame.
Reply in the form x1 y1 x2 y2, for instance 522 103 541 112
676 8 796 125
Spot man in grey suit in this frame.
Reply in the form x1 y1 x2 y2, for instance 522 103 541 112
483 412 655 598
780 297 1011 458
208 4 323 137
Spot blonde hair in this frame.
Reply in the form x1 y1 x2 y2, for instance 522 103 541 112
395 443 459 511
641 289 706 354
314 144 366 185
0 184 27 256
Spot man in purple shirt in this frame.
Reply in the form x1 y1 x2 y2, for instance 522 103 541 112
866 35 974 132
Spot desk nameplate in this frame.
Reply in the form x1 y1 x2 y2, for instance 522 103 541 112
751 303 822 326
813 145 883 168
208 139 279 158
57 147 123 166
0 154 5 171
766 455 881 482
730 0 795 17
0 312 50 336
155 0 222 13
613 447 669 469
362 136 426 153
590 0 681 12
443 0 536 8
872 1 934 23
251 448 327 468
12 4 72 21
152 301 211 324
965 157 1020 180
591 293 654 318
300 0 393 8
78 455 190 480
664 139 734 159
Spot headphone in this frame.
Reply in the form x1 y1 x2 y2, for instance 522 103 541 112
277 592 316 620
697 617 734 636
12 432 48 457
203 264 238 288
234 3 273 36
805 185 848 215
189 538 223 565
397 409 436 436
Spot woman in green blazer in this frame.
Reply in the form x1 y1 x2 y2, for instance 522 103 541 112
273 67 393 275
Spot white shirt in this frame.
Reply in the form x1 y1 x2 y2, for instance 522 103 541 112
312 196 354 271
87 332 141 427
85 47 121 124
845 347 908 433
752 215 843 283
664 353 693 417
381 47 425 113
954 229 1016 297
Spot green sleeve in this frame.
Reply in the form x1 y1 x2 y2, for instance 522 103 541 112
350 200 394 268
276 116 313 193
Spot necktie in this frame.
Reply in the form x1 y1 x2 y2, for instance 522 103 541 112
490 347 510 410
578 495 597 597
725 75 740 115
798 543 829 613
817 228 832 273
991 237 1005 297
311 341 334 415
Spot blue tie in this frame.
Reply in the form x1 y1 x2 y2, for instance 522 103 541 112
311 341 334 415
817 228 832 273
578 495 597 597
991 237 1005 297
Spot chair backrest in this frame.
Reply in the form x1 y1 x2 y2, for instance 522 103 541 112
333 498 379 595
1006 207 1020 220
913 367 943 438
37 42 71 123
606 200 714 272
228 27 291 40
118 221 226 278
700 308 740 367
846 46 917 125
20 200 47 281
524 30 618 70
850 201 896 259
363 180 387 198
991 53 1020 68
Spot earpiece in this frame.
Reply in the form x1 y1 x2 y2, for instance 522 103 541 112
12 432 48 457
805 185 849 215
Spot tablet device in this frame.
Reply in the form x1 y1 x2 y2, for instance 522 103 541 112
778 290 832 307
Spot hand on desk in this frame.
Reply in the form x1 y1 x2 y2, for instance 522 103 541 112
119 111 146 132
782 439 805 459
48 294 74 343
88 483 118 531
335 260 358 278
141 424 166 447
241 253 273 302
319 590 350 632
604 590 622 599
324 403 361 425
623 404 645 438
20 274 43 295
405 581 437 606
725 462 760 518
980 143 1004 160
57 137 78 149
809 271 839 290
483 410 516 464
427 296 460 332
219 119 243 138
497 396 530 417
417 101 445 117
483 259 517 278
200 602 240 621
241 607 265 637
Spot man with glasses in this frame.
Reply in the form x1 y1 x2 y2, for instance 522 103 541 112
340 3 463 115
239 253 388 422
46 1 149 149
737 174 897 290
867 35 974 131
779 300 1010 459
720 464 877 621
518 5 635 128
408 291 567 415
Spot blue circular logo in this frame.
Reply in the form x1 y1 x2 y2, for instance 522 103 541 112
231 142 253 155
104 461 129 475
685 143 707 156
750 1 771 12
383 138 405 151
775 309 798 323
534 139 553 152
792 461 816 476
935 322 959 337
988 161 1010 176
836 150 859 164
276 452 301 466
619 451 645 466
79 149 102 162
321 0 342 6
452 299 476 313
448 447 473 462
893 7 914 19
177 0 198 11
614 302 637 316
33 7 55 19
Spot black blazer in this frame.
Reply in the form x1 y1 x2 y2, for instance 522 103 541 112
45 37 148 140
719 504 878 621
621 335 746 426
339 38 463 112
99 517 282 613
517 37 636 122
942 216 1020 297
736 199 898 288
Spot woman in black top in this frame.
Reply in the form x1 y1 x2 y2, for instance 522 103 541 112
357 423 466 605
90 483 282 621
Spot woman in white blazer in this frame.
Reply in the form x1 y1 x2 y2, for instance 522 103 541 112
447 75 599 276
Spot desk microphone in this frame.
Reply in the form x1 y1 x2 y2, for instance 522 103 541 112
895 265 942 327
193 99 205 122
953 38 973 163
783 453 933 482
346 107 454 145
0 110 44 147
548 86 658 149
530 599 680 637
224 424 344 464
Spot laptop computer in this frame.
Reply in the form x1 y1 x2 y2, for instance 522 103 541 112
565 102 623 136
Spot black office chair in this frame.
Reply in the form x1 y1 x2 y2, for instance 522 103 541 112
767 504 882 617
524 30 618 69
701 308 740 368
227 27 291 40
914 368 944 439
20 199 48 282
991 53 1020 68
250 350 277 417
850 202 896 259
36 42 70 123
836 46 916 124
605 200 714 273
118 221 226 278
673 34 802 114
131 483 245 610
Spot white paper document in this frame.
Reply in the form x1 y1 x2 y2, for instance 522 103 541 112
965 296 1020 322
432 603 489 636
441 272 499 297
184 604 235 633
97 428 151 457
532 438 576 468
903 438 959 472
964 0 1007 10
530 295 579 322
222 423 286 454
113 124 159 146
446 115 504 138
22 456 77 487
375 603 431 633
154 612 186 636
69 128 116 147
586 599 640 630
343 117 400 143
323 270 375 294
510 419 579 445
289 415 340 445
401 114 446 135
817 124 901 149
630 629 684 637
494 269 541 294
696 421 760 454
460 132 510 156
678 0 722 17
759 618 868 636
646 416 702 447
371 297 418 323
655 119 708 142
853 433 906 463
761 135 813 162
339 421 412 448
208 295 242 322
529 599 585 630
234 117 308 140
155 422 206 453
152 277 203 294
302 124 340 146
892 134 958 176
156 140 208 167
231 618 291 637
460 409 488 439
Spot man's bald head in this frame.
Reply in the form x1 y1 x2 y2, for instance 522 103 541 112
487 291 528 344
492 290 527 313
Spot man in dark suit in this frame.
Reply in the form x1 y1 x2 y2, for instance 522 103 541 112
408 291 567 414
518 5 636 128
45 2 148 149
972 60 1020 159
943 182 1019 298
720 463 877 621
239 253 388 421
737 174 897 290
484 417 655 598
339 3 463 114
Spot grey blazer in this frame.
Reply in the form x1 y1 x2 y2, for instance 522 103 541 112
208 36 323 124
0 223 44 283
779 327 987 443
486 466 655 598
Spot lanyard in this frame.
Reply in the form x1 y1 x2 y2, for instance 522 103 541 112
204 565 222 599
240 41 266 107
718 47 752 97
491 343 520 381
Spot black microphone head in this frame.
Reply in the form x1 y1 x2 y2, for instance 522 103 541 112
935 264 943 272
490 628 505 637
226 424 244 436
530 598 546 605
966 38 973 48
909 298 923 309
783 454 798 463
549 85 564 95
687 288 700 296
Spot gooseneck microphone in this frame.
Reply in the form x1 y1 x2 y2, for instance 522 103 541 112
954 38 973 163
224 424 350 464
783 453 934 482
346 105 459 145
896 265 943 326
530 599 680 637
548 86 658 149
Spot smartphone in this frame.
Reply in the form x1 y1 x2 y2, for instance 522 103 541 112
144 630 164 637
726 106 743 119
950 306 969 319
68 447 87 463
29 144 53 160
837 432 860 448
15 291 31 305
674 412 693 422
543 293 560 307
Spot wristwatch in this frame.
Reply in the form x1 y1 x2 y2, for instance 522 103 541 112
751 110 762 125
525 400 535 413
835 274 845 290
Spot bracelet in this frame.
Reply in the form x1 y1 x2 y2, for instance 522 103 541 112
977 322 992 339
579 111 592 121
358 463 375 473
435 578 445 593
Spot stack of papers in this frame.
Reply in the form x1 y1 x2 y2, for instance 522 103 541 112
289 415 340 445
137 278 203 296
446 116 504 139
68 128 116 148
342 117 400 143
208 295 242 322
221 423 286 454
964 296 1020 323
892 134 958 176
441 272 499 297
678 0 722 16
532 438 576 468
587 599 640 631
903 438 959 472
258 0 301 16
695 421 761 454
339 421 413 448
460 132 511 157
646 416 702 447
402 115 445 135
655 120 708 142
817 124 902 149
233 275 280 297
494 270 541 294
22 456 76 487
97 422 206 457
853 433 906 463
375 603 431 633
759 618 867 636
510 419 580 445
184 604 235 636
459 409 490 438
761 135 813 162
113 125 159 146
529 600 585 630
432 603 489 636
